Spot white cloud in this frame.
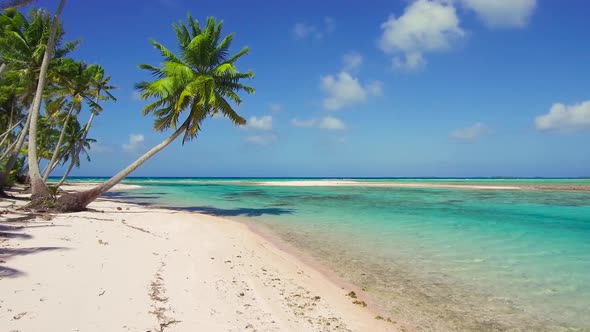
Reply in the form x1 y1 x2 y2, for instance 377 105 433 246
320 71 382 110
319 116 347 130
90 141 112 153
293 17 335 40
293 23 316 39
291 118 316 128
393 52 426 71
535 100 590 132
366 81 383 96
246 115 273 130
450 123 488 141
131 91 142 102
245 134 277 146
269 103 282 113
379 0 464 71
460 0 536 28
122 134 145 152
342 52 363 71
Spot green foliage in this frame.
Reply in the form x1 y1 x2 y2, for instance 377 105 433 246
0 6 117 185
0 7 78 107
136 14 254 143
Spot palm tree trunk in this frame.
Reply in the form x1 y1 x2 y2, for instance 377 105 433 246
0 110 32 186
0 118 24 149
43 103 74 181
27 0 66 204
0 63 6 78
56 155 75 187
56 110 96 187
0 138 19 161
55 120 188 211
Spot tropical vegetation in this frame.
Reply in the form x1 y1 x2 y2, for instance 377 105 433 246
0 1 254 212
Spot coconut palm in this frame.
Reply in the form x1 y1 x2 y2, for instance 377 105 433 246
0 4 76 189
1 0 35 11
55 119 95 187
54 15 254 211
56 65 115 185
42 60 96 181
25 0 66 204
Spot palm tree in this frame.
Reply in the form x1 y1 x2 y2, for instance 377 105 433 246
1 0 35 10
42 60 95 181
0 5 76 188
54 15 254 211
56 65 116 185
0 2 34 76
55 119 95 187
26 0 66 204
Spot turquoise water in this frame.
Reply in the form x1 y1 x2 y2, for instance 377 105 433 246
78 178 590 331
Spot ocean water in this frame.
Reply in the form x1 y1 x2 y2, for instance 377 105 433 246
79 178 590 331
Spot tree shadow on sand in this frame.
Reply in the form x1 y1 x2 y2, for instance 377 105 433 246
0 231 32 239
0 265 24 278
0 246 67 279
0 246 68 260
150 204 294 218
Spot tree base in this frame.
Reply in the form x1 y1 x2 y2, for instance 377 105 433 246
54 193 88 212
25 195 57 212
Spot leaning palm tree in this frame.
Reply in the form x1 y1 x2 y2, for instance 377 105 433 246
0 4 75 189
1 0 35 10
56 65 115 185
53 15 254 211
26 0 66 203
55 119 95 187
42 60 95 181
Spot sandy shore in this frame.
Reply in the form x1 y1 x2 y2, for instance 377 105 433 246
0 188 400 331
231 180 590 191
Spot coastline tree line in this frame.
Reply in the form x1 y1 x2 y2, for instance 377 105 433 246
0 1 254 211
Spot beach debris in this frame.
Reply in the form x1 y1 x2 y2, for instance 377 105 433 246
353 300 367 307
346 291 357 299
149 262 179 332
375 315 384 320
313 296 321 301
99 290 106 296
116 207 122 211
12 312 27 320
98 239 109 245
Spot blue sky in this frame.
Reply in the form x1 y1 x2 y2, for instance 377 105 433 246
31 0 590 177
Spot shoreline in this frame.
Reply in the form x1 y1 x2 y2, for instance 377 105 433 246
242 180 590 191
0 187 401 331
54 179 590 192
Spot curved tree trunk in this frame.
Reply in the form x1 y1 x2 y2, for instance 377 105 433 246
56 120 188 212
27 0 66 205
56 110 96 187
56 154 75 187
0 110 32 186
0 138 20 162
0 118 24 150
43 104 74 181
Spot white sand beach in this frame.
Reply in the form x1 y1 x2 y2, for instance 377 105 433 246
249 180 523 190
0 186 402 332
